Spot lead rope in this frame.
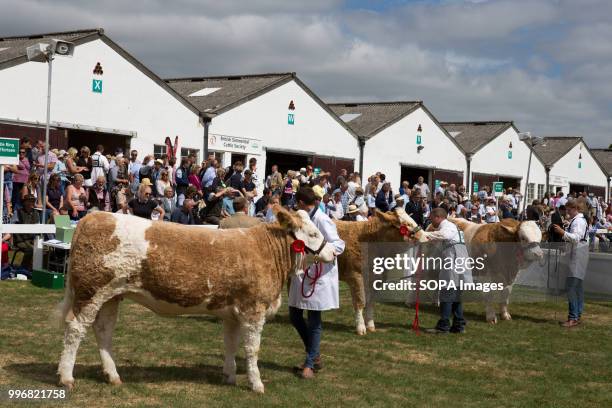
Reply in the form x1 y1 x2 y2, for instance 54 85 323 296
301 262 323 298
411 246 422 335
291 239 323 299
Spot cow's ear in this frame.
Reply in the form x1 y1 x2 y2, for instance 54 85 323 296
500 220 519 235
374 209 394 224
274 205 301 230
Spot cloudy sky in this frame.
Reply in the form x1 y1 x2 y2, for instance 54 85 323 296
2 0 611 147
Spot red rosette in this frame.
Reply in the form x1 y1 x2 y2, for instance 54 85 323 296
399 225 409 236
291 239 305 253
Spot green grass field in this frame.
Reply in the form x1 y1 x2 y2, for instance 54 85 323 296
1 281 611 407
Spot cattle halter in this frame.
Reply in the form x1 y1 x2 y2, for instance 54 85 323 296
289 236 326 298
289 233 327 256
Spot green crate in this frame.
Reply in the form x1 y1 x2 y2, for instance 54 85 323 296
56 226 75 243
32 269 65 290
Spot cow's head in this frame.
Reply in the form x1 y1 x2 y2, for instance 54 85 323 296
273 206 336 273
374 208 428 243
500 220 544 266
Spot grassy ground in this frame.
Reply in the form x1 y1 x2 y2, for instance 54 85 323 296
0 281 611 408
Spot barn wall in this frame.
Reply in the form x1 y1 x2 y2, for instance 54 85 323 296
469 127 546 195
551 141 608 195
209 80 360 190
363 107 466 189
0 38 202 158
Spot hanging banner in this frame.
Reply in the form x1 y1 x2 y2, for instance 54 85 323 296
208 134 261 155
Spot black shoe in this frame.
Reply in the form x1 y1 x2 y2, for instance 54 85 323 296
450 328 465 334
424 328 449 334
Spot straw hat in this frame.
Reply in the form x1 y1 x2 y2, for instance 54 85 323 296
347 204 359 214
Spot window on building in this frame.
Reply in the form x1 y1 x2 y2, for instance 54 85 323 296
181 148 200 160
537 184 545 200
548 185 556 194
527 183 535 203
153 144 166 159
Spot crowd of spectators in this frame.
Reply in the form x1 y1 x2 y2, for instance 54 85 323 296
3 137 611 270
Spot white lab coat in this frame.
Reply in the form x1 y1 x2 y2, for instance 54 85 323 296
563 213 589 280
289 208 345 311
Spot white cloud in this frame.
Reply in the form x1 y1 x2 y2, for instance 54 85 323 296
0 0 611 147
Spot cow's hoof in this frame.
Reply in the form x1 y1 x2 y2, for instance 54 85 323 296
356 324 367 336
251 382 265 394
366 325 376 333
487 317 498 324
59 379 74 391
223 375 236 385
108 376 122 386
501 312 512 321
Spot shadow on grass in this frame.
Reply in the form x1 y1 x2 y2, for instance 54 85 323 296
6 357 292 387
266 313 412 332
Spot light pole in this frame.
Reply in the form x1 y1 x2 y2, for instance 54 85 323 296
518 132 543 218
26 40 74 224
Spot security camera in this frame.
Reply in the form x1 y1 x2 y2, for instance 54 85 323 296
49 39 75 57
417 145 425 153
26 43 50 62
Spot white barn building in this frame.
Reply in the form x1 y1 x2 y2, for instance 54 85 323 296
167 73 361 186
328 102 466 191
0 29 207 159
442 121 547 201
533 137 609 199
591 149 612 199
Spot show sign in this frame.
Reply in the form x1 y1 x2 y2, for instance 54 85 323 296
549 174 569 187
0 137 19 165
493 181 504 197
0 138 19 223
208 134 261 155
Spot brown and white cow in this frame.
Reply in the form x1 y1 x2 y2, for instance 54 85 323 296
56 207 335 393
336 208 427 335
448 217 544 323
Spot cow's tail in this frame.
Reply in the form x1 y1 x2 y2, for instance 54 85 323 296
53 274 76 330
52 217 87 330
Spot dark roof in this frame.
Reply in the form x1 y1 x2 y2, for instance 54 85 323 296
0 28 102 67
0 28 205 119
532 136 582 166
166 73 294 115
592 149 612 176
441 121 513 154
327 101 421 139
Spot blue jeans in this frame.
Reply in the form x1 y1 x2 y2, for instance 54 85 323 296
289 307 321 369
566 277 584 320
436 289 466 332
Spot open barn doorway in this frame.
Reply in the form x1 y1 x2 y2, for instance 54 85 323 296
265 150 311 177
400 165 431 189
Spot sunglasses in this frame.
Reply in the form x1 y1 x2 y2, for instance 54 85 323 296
144 193 151 197
19 151 26 154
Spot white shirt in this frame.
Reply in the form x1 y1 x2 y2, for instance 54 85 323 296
91 151 110 182
556 196 568 208
563 213 588 243
347 181 359 202
415 182 430 198
485 205 499 223
426 219 460 244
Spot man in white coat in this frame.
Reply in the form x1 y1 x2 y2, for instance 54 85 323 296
289 187 345 379
424 207 469 334
553 200 588 328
